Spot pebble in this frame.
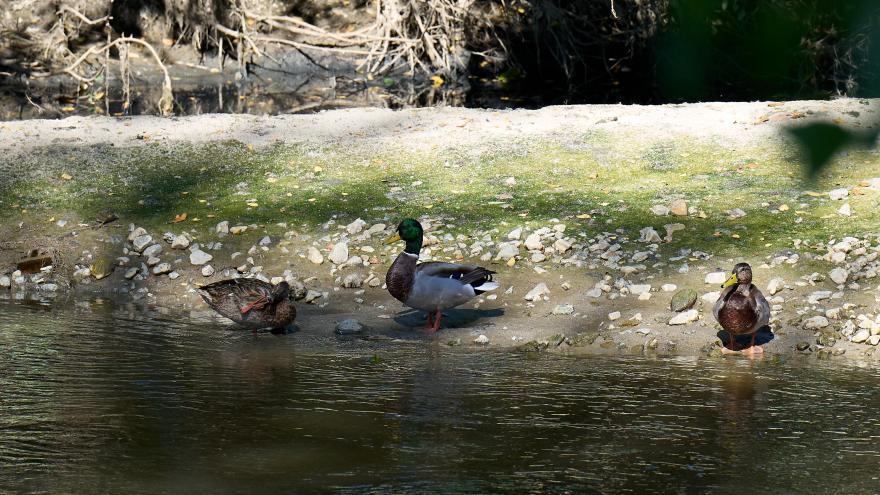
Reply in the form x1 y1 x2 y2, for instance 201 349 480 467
669 309 699 325
661 284 677 292
767 277 784 295
807 291 832 304
474 334 490 344
346 218 367 235
303 290 322 303
650 205 670 216
258 236 272 247
838 203 851 216
152 263 172 275
629 284 651 295
803 316 829 330
728 208 747 219
190 249 213 266
335 319 364 335
201 265 215 277
701 291 720 303
524 233 543 251
132 234 152 252
828 188 849 200
143 244 162 258
586 288 603 298
608 311 621 320
128 227 147 242
496 242 520 261
669 199 688 216
171 234 190 250
329 242 349 264
307 247 324 265
632 251 650 263
670 288 698 311
504 176 517 186
639 227 662 243
552 304 574 315
524 283 551 301
0 276 10 288
870 335 880 346
215 221 230 234
852 329 870 343
553 239 572 253
507 227 522 240
705 272 727 285
829 267 848 285
229 225 247 235
342 273 364 288
530 252 546 263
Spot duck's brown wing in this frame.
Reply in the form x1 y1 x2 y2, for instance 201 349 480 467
198 278 274 324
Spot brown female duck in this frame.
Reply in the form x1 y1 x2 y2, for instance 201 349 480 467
713 262 770 355
198 278 296 331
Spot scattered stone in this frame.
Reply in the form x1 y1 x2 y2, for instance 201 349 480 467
669 199 688 216
702 291 720 303
0 276 10 288
829 267 848 285
585 287 603 298
171 234 190 250
346 218 367 235
669 309 699 325
90 258 115 280
142 244 163 258
524 233 543 251
727 208 747 219
229 225 247 235
495 242 520 261
201 265 215 277
795 341 811 352
661 284 677 292
852 329 870 343
190 249 213 266
507 227 522 240
632 251 650 263
124 267 139 279
639 227 662 243
838 203 851 217
608 311 621 321
828 188 849 200
342 273 364 288
705 272 727 285
650 205 670 216
307 247 324 265
329 242 349 264
505 176 517 186
552 303 574 315
128 227 147 242
803 316 829 330
560 281 571 291
132 234 152 252
663 223 685 243
767 277 784 295
807 291 832 304
152 263 172 275
524 283 551 301
530 252 546 263
215 221 230 235
335 319 364 335
303 290 323 304
474 334 490 344
670 289 698 312
629 284 651 295
869 335 880 346
553 238 572 253
258 236 272 247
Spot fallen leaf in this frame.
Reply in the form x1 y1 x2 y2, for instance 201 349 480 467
430 75 444 88
246 202 259 207
767 102 784 107
61 173 73 181
171 213 188 223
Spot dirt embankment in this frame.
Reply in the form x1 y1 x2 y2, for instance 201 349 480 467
2 100 880 362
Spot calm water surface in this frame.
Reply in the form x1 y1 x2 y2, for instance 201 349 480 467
1 297 879 494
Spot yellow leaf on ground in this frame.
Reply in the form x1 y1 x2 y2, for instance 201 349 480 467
61 173 73 180
430 75 444 88
171 213 188 223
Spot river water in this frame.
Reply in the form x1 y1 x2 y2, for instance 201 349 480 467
1 297 879 494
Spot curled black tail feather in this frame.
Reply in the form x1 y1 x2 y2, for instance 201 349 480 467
460 268 496 287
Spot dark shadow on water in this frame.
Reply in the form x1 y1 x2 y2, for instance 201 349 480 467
717 325 775 349
393 308 505 330
269 324 300 336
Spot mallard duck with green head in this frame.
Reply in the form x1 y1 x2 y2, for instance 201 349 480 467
385 218 499 331
713 262 770 355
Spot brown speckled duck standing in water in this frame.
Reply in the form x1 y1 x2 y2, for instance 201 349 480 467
385 218 499 332
713 263 770 355
198 279 296 332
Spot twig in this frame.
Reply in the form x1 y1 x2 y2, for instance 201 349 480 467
58 5 110 26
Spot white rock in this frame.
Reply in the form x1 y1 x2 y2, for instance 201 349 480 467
661 284 677 292
258 236 272 247
586 288 603 298
807 291 832 304
870 335 880 346
705 272 728 285
215 221 230 234
767 277 784 295
829 267 848 285
128 227 147 242
530 252 546 263
0 275 11 287
669 309 699 325
728 208 747 219
132 234 152 252
190 249 213 266
524 233 543 251
346 218 367 235
495 242 520 261
553 239 572 253
702 291 720 303
229 225 247 235
152 263 172 275
838 203 851 217
524 283 551 301
828 188 849 200
803 316 829 330
552 304 574 315
142 244 163 258
474 334 490 344
632 251 649 263
201 265 215 277
307 247 324 264
639 227 662 243
608 311 621 320
171 234 190 250
638 293 651 301
650 205 670 216
629 284 651 295
507 227 522 240
852 329 870 343
329 242 349 264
